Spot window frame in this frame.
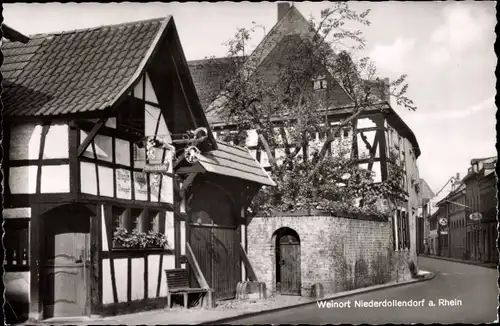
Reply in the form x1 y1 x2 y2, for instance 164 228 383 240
4 218 30 271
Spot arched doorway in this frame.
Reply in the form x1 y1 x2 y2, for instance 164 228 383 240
42 204 92 318
275 227 301 295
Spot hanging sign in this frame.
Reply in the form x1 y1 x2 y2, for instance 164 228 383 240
143 137 174 173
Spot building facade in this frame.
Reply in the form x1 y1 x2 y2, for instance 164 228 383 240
436 183 467 259
416 178 435 254
189 3 422 263
429 157 497 263
463 157 497 263
2 17 273 321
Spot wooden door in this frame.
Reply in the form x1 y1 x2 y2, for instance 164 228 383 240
279 236 301 295
189 224 239 301
43 212 90 318
212 226 239 300
189 224 213 288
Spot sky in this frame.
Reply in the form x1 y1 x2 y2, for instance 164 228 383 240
3 2 497 193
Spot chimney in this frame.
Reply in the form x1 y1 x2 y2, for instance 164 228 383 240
456 173 460 181
383 77 391 104
278 2 290 22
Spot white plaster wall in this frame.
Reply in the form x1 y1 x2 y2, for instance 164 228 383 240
98 166 114 197
80 162 97 195
102 258 114 304
41 165 70 193
131 258 145 301
10 123 42 160
9 166 38 194
43 124 69 159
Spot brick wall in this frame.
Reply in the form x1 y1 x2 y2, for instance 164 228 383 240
247 214 412 297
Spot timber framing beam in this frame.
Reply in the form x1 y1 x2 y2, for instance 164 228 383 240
239 244 258 282
169 47 198 129
78 118 107 157
186 242 210 289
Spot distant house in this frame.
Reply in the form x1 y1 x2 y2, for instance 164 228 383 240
416 178 435 254
2 17 274 321
462 156 497 262
435 182 466 259
188 3 423 296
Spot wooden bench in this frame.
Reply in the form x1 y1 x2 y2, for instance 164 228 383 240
165 268 213 309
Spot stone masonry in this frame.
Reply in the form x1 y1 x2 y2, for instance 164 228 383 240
247 214 412 297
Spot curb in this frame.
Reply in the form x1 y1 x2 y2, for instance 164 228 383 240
419 255 498 270
198 272 436 325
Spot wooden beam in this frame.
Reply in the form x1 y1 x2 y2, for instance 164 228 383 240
376 117 389 181
181 173 198 193
29 204 42 320
173 152 186 169
36 124 50 194
357 126 386 132
78 118 107 157
186 242 210 289
169 47 198 129
239 243 258 282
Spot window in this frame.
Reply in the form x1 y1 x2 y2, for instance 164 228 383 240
112 206 166 249
313 75 328 90
394 209 410 250
4 219 30 270
343 128 349 138
116 96 145 138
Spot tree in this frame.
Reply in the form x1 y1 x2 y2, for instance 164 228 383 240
204 3 416 217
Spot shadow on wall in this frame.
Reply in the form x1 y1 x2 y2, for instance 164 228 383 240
4 272 30 324
332 245 407 292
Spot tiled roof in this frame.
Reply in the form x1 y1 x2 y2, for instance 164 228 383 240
1 17 169 117
196 140 276 186
188 57 246 113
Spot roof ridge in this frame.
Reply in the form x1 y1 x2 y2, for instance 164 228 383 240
187 55 247 66
216 140 249 152
27 16 169 39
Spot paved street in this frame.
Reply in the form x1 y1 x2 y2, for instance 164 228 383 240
226 257 498 324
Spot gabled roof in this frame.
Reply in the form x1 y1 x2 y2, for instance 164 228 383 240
2 24 30 43
240 5 314 78
419 178 435 201
463 156 497 182
471 156 497 165
436 182 466 206
188 56 246 112
1 17 169 117
181 140 276 187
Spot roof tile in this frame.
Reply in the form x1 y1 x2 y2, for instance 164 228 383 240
2 17 167 117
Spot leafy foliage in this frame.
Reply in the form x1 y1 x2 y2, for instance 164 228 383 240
203 3 416 218
113 227 170 249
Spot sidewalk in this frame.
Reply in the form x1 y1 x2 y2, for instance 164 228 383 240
419 254 498 269
73 270 435 325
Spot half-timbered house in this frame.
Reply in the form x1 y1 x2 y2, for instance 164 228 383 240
188 3 422 261
2 16 274 321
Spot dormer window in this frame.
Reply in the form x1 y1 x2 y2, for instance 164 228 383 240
313 75 327 90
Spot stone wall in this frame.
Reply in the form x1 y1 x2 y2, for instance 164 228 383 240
247 214 412 297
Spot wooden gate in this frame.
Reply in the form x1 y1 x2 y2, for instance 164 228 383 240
278 234 301 295
189 223 239 301
43 207 90 318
